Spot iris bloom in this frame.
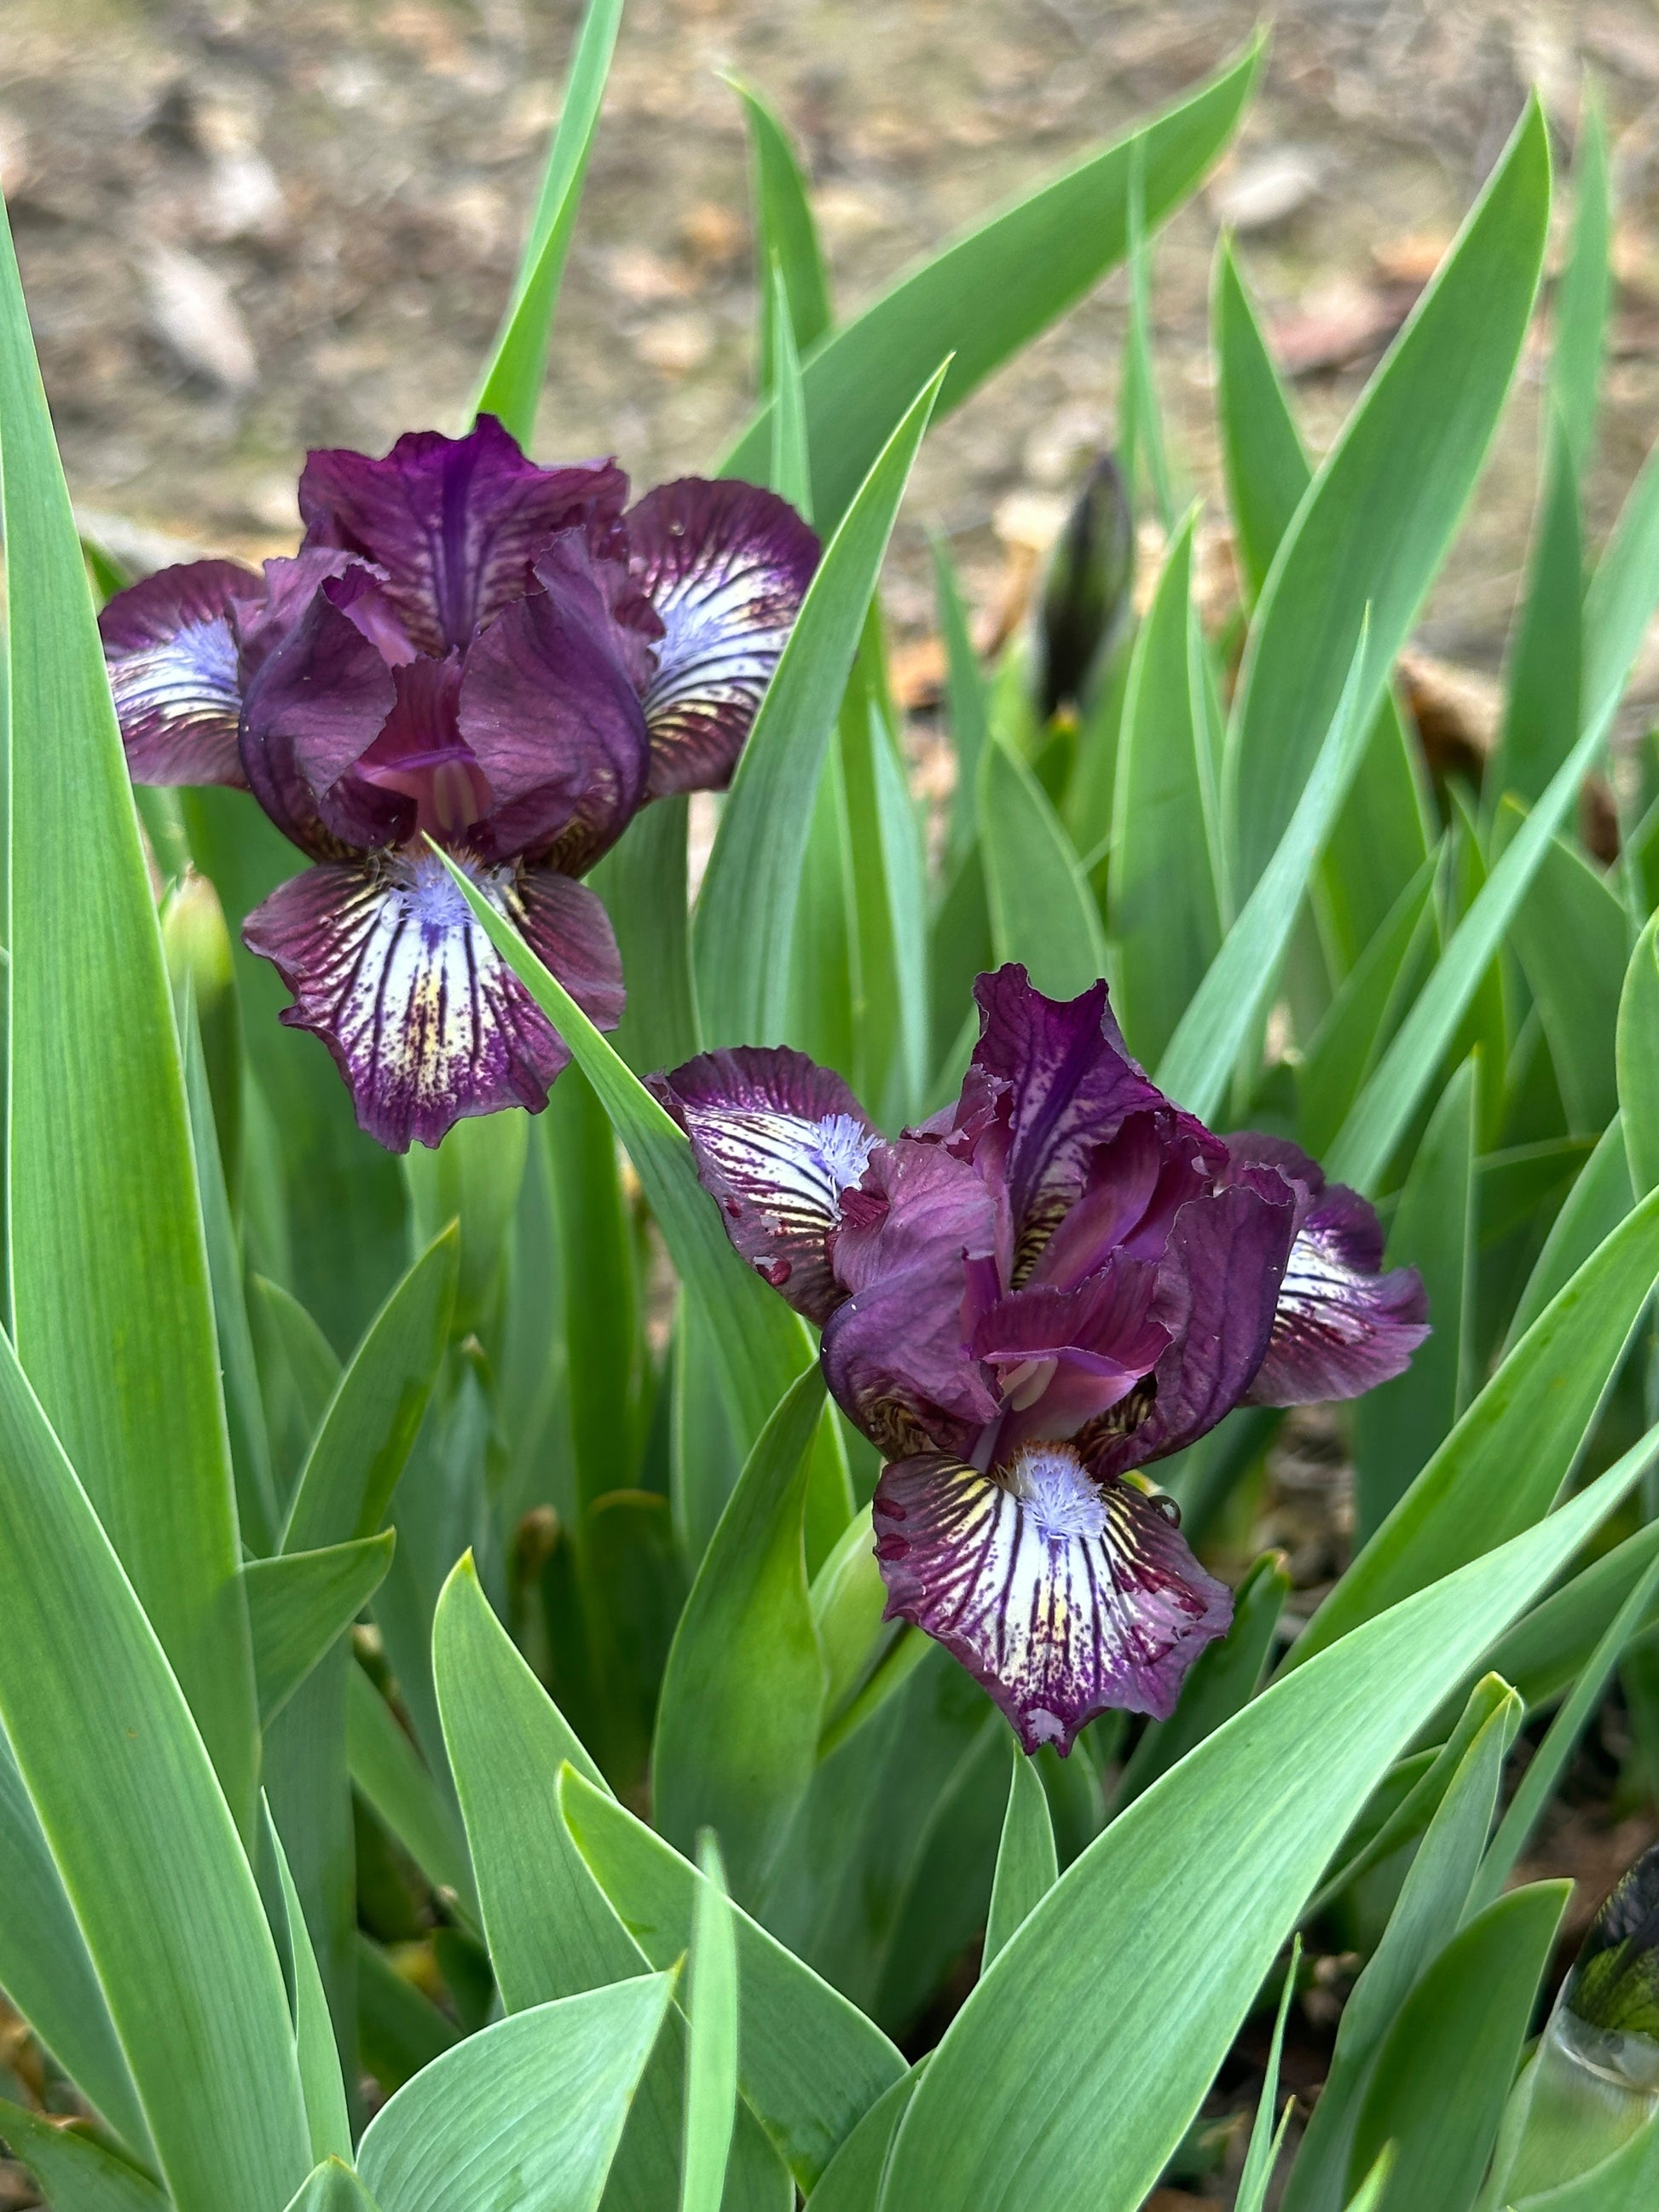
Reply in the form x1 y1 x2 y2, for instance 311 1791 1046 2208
653 966 1428 1753
99 417 817 1149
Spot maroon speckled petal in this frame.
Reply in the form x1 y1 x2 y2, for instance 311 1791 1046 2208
627 476 819 796
243 853 621 1152
1228 1135 1431 1406
457 533 655 873
99 558 262 786
872 1446 1233 1753
299 416 630 656
648 1045 876 1325
820 1138 1001 1459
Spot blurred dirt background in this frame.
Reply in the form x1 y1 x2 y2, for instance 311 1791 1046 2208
6 1 1659 2203
8 0 1659 680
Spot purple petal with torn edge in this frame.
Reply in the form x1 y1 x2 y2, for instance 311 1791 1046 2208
821 1138 1001 1458
299 417 630 656
627 476 819 797
648 1045 876 1324
243 850 621 1152
99 557 260 786
872 1445 1233 1753
457 534 655 873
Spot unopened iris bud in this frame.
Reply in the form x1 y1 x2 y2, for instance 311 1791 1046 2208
1488 1845 1659 2204
160 867 234 1015
1037 453 1134 719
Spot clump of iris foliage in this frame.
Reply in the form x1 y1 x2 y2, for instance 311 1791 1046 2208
8 0 1659 2205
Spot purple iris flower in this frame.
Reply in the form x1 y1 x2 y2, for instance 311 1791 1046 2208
99 416 818 1150
652 965 1429 1754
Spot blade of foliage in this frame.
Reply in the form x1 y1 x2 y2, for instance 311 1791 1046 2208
0 1730 149 2156
267 1811 354 2167
1211 239 1431 963
560 1768 905 2191
1471 1548 1659 1913
430 844 812 1451
720 43 1261 523
1506 1115 1633 1351
0 1325 309 2210
934 537 991 870
254 1274 344 1481
182 998 278 1551
696 365 944 1048
874 1440 1654 2212
1346 1884 1569 2210
281 1229 458 1555
983 1741 1058 1967
1490 425 1584 811
1282 1687 1517 2212
592 799 702 1076
285 2163 384 2212
1482 1522 1659 1714
731 76 833 387
806 2066 928 2212
471 0 624 442
1294 1190 1659 1663
356 1975 674 2212
1298 851 1440 1158
0 2106 167 2212
246 1535 396 1728
1552 92 1612 480
1224 100 1549 891
0 188 257 1827
978 733 1107 1001
1497 799 1624 1131
1157 618 1371 1122
356 1937 459 2093
653 1370 829 1903
1235 1942 1299 2212
1107 512 1223 1065
432 1559 794 2212
841 650 929 1127
766 258 812 515
1119 139 1172 527
682 1834 740 2212
1617 911 1659 1198
1510 2107 1659 2209
1353 1059 1477 1542
1116 1550 1289 1809
345 1663 479 1926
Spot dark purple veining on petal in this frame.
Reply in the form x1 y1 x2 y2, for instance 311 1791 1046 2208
872 1447 1233 1753
650 1044 877 1325
1229 1135 1431 1406
244 852 621 1152
99 557 262 787
627 476 820 797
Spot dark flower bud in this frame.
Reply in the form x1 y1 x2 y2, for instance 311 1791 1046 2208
1564 1842 1659 2045
1037 453 1135 719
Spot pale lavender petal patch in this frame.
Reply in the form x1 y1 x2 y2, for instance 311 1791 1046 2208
649 1046 878 1325
244 850 621 1152
872 1445 1233 1753
99 557 260 787
299 416 631 656
626 476 820 797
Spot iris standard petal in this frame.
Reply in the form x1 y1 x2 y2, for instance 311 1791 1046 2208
240 573 400 855
872 1445 1233 1753
299 416 631 656
1087 1179 1298 1477
956 966 1217 1279
626 476 820 797
457 534 655 873
648 1045 877 1324
1246 1181 1431 1406
99 557 260 786
821 1140 1002 1458
243 849 621 1152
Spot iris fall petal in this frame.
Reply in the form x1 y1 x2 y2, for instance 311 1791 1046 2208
872 1445 1233 1753
99 557 258 786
